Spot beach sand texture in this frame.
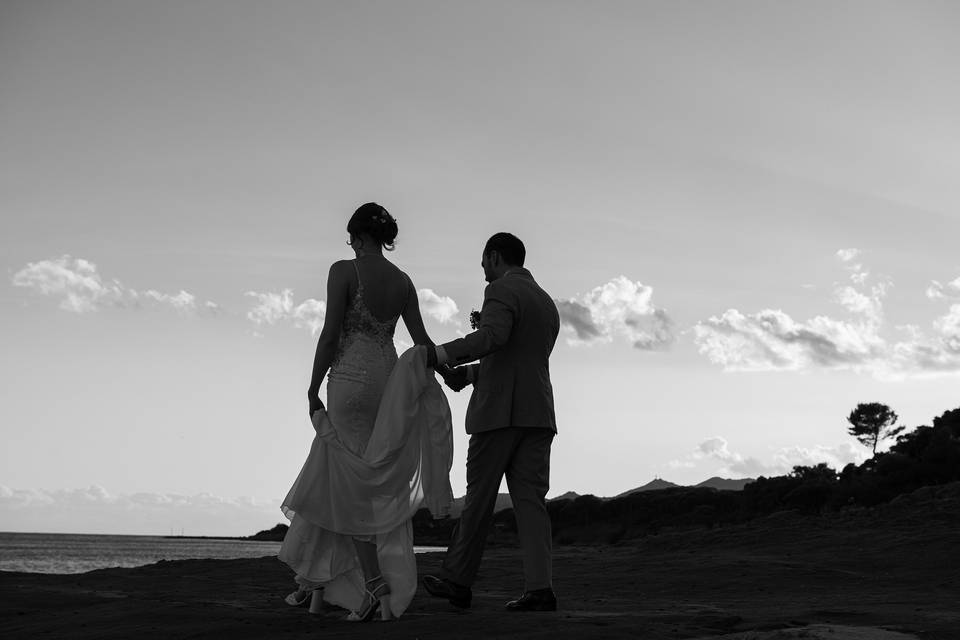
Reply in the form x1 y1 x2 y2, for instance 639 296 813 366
1 489 956 639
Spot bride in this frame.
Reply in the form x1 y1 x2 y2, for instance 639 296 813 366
278 202 453 621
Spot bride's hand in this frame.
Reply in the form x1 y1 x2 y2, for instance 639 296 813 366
441 366 469 392
308 392 325 417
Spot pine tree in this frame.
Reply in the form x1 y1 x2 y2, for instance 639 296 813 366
846 402 903 455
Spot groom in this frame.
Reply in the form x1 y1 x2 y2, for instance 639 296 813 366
424 232 561 611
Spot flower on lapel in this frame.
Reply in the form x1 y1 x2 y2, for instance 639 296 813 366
469 309 482 330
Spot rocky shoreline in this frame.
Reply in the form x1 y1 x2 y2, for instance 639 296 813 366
2 483 956 639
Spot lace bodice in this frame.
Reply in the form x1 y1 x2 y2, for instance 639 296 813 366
330 263 400 374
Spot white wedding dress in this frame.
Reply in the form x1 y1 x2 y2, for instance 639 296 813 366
278 272 453 618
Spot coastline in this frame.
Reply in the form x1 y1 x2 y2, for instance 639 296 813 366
0 532 446 576
0 532 283 575
2 499 956 640
162 535 247 540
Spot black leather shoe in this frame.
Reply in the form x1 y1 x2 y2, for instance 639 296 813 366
422 575 472 608
505 588 557 611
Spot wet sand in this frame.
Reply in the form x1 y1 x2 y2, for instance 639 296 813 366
2 489 957 639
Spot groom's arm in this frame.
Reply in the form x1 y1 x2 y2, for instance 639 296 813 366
466 363 479 383
438 285 514 367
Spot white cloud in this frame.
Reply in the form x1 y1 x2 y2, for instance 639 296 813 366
933 304 960 351
670 437 869 477
926 276 960 300
694 251 960 379
245 289 326 335
12 256 124 312
417 288 459 324
692 308 886 372
556 276 674 350
836 247 869 284
11 255 218 315
833 282 886 324
291 299 326 335
889 303 960 375
0 485 282 537
143 289 209 314
835 248 860 263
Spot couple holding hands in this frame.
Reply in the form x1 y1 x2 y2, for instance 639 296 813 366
278 203 561 622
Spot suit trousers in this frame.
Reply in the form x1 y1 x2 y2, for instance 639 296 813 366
442 427 554 591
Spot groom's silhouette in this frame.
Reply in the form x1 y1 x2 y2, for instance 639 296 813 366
425 232 560 611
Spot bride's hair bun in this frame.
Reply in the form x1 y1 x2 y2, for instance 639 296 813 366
347 202 398 250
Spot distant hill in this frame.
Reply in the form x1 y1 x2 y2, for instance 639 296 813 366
615 478 681 498
247 478 753 541
245 523 288 541
447 490 582 517
695 477 754 491
448 493 513 518
428 478 753 520
610 477 755 498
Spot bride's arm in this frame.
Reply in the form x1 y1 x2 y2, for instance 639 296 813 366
400 274 434 348
306 261 350 413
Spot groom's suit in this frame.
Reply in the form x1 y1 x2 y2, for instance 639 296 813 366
438 267 560 591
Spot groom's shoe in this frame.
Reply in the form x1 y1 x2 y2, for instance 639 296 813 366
422 575 472 608
505 588 557 612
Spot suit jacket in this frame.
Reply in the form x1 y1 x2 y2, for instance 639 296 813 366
440 268 560 434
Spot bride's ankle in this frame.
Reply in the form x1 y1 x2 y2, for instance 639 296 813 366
365 576 392 620
365 574 390 593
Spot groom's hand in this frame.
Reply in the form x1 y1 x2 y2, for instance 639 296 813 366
441 366 469 392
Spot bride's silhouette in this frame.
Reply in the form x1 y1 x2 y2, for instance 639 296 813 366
278 203 452 621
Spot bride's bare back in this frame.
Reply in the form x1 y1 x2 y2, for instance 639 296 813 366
347 256 410 322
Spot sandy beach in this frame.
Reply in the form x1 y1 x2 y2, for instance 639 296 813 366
2 486 957 640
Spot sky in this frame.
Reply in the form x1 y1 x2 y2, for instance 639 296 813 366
2 0 959 536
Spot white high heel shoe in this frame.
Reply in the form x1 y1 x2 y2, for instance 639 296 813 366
345 575 392 622
284 588 312 608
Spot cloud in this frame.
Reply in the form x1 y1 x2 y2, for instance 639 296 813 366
691 252 892 373
142 290 221 315
669 437 869 477
12 256 123 312
245 289 326 335
834 282 887 324
926 276 960 300
832 249 887 322
11 255 218 315
554 299 603 340
556 276 674 350
694 250 960 378
835 248 860 263
0 485 282 537
933 304 960 351
836 248 869 284
417 288 459 324
889 303 960 374
693 308 887 372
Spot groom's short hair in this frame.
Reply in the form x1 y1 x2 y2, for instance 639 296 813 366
484 232 525 267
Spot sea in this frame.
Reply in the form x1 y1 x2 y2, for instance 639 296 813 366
0 532 444 574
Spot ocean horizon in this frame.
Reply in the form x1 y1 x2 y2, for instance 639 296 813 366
0 531 445 574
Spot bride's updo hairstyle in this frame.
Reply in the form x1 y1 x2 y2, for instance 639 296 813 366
347 202 399 251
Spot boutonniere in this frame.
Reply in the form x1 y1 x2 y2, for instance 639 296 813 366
469 309 482 330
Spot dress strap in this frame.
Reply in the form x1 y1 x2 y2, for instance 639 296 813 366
352 259 363 292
